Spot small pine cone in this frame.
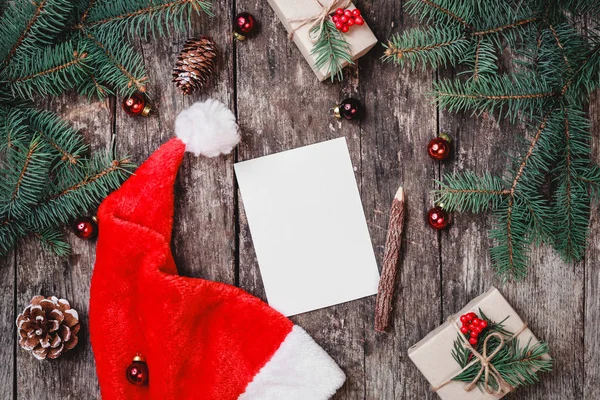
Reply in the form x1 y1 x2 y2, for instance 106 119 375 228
172 36 218 95
16 295 80 360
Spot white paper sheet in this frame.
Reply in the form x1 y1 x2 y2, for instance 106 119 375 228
234 137 380 316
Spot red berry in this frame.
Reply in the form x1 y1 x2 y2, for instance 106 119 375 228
332 15 339 23
460 315 469 324
344 9 352 17
479 320 489 329
469 337 478 346
355 16 364 25
335 8 344 16
341 25 349 33
460 326 469 335
470 331 479 339
347 18 355 26
352 9 361 17
469 323 477 330
472 318 481 325
335 22 344 30
340 15 348 23
473 326 483 334
466 312 477 320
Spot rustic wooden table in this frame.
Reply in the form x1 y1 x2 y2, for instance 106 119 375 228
1 1 598 399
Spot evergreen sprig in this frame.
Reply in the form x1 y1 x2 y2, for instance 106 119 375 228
386 0 600 281
0 0 209 256
311 20 353 82
451 310 552 392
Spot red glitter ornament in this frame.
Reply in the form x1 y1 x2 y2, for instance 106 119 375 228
126 355 149 386
427 133 452 161
427 206 450 230
122 93 152 117
72 216 98 240
234 12 256 40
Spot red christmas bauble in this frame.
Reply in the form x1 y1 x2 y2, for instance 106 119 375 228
234 12 256 40
427 133 452 161
126 356 149 385
72 217 98 240
427 207 450 230
122 93 152 117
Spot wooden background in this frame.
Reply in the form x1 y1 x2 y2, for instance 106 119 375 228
1 1 598 399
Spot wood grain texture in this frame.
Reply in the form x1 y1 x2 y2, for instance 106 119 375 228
0 252 14 400
3 1 600 399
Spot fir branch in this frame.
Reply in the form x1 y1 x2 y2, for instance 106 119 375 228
383 27 469 69
23 107 89 168
35 228 70 257
0 137 52 220
472 17 538 37
406 0 472 29
311 20 353 82
6 41 91 99
82 30 148 95
435 171 509 213
433 74 556 120
27 153 135 230
77 0 213 39
0 0 74 70
0 107 29 152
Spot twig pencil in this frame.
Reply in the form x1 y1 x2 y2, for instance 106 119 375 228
374 186 405 332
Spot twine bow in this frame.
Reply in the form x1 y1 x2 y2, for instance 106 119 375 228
432 317 528 397
288 0 352 42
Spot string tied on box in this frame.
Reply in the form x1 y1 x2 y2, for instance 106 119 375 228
288 0 352 42
432 316 528 396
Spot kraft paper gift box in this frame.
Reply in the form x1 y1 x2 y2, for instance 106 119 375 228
408 287 547 400
266 0 378 81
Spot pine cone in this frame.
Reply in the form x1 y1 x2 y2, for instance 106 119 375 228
16 295 80 360
172 36 218 95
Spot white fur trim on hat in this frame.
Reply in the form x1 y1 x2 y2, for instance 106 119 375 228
175 99 240 157
238 325 346 400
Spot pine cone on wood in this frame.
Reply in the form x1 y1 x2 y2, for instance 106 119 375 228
172 36 218 95
16 295 80 360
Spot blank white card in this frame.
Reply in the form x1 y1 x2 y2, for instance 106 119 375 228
234 137 380 316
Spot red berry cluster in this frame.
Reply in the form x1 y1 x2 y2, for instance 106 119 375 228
459 312 489 346
332 8 364 33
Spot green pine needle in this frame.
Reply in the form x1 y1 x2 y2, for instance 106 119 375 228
311 20 353 82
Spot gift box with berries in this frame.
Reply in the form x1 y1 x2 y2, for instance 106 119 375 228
408 288 552 400
265 0 377 81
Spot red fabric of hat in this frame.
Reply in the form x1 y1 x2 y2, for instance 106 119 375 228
89 100 345 400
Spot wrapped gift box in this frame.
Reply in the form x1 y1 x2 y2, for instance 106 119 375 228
408 287 548 400
266 0 378 81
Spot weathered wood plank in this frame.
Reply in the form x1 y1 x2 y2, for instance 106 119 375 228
359 4 442 400
15 93 112 399
0 252 14 400
235 1 368 399
584 90 600 399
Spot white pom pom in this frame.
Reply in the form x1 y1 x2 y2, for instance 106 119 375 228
175 99 240 157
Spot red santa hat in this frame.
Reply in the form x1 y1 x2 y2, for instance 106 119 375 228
89 99 346 399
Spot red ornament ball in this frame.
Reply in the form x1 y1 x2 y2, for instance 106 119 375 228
466 312 476 320
234 12 256 40
72 217 98 240
427 133 452 161
460 326 469 335
122 93 152 117
469 337 478 346
126 357 149 386
479 320 489 329
427 206 450 230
